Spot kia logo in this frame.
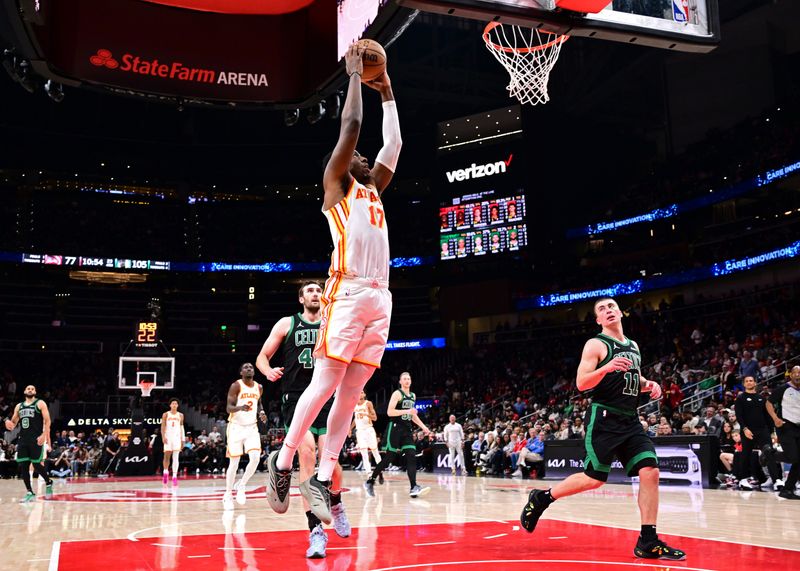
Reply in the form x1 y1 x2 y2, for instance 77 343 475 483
90 49 119 69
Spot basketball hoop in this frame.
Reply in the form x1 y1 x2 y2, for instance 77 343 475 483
483 22 567 106
139 380 155 398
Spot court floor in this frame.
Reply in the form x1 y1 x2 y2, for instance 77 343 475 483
2 471 799 570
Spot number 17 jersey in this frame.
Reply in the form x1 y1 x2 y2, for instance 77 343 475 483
324 179 390 282
281 314 320 394
591 333 642 413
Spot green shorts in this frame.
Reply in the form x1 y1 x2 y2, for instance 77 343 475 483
282 393 332 436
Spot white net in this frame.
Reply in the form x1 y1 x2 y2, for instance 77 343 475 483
483 22 567 106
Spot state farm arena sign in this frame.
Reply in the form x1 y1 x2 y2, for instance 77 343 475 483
32 0 339 104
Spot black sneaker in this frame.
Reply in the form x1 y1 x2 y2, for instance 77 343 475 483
265 450 292 514
778 489 800 500
634 537 686 560
299 475 332 524
364 479 375 497
519 489 552 533
378 473 384 485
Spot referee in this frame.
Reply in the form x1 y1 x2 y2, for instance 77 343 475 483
767 366 800 500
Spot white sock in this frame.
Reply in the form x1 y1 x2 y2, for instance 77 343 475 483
372 450 382 465
318 363 375 482
360 451 372 472
171 452 180 477
239 450 260 487
225 456 241 494
277 357 348 471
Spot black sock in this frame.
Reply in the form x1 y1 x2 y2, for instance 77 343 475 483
641 525 657 541
19 463 32 493
405 450 417 488
542 489 555 505
306 510 321 531
33 463 52 486
330 490 341 506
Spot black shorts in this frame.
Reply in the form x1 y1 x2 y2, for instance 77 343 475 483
16 441 45 464
384 421 415 453
777 422 800 464
282 393 332 436
583 403 658 482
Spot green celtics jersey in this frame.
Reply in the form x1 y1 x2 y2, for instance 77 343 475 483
591 333 642 413
280 314 320 394
392 390 416 428
18 399 44 444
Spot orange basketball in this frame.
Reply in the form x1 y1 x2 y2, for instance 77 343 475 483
358 39 386 82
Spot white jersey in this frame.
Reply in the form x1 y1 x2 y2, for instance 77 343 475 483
324 179 390 282
443 422 464 445
165 412 182 440
228 379 260 426
354 402 373 430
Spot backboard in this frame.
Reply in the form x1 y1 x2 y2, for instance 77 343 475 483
398 0 720 52
118 357 175 393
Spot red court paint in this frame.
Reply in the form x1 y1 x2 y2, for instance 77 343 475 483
55 519 799 570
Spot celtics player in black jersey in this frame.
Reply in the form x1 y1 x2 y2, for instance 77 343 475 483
4 385 53 502
256 281 350 559
519 298 685 561
364 371 432 498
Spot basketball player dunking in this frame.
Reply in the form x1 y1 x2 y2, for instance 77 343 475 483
222 363 264 510
256 281 351 559
161 398 184 486
4 385 53 502
266 42 402 525
351 390 383 476
519 298 685 560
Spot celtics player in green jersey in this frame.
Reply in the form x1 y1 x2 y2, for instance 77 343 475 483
364 371 432 498
4 385 53 502
256 281 350 559
520 298 685 561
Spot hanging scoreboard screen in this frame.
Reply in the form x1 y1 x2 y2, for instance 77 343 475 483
439 193 528 260
135 321 160 347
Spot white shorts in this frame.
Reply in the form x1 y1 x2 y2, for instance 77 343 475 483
356 427 378 451
164 434 183 452
314 274 392 367
226 423 261 457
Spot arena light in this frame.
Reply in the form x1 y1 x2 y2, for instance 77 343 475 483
307 101 326 125
44 80 65 102
284 109 300 127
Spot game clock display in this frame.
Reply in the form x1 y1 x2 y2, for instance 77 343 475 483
135 322 160 346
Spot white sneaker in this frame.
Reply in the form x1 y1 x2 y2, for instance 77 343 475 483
774 479 785 491
512 469 523 478
222 492 234 511
739 479 754 490
409 485 430 498
235 482 247 506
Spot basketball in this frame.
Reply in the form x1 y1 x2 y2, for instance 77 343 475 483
358 39 386 82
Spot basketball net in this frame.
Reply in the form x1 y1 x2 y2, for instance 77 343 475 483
483 22 567 106
139 380 155 398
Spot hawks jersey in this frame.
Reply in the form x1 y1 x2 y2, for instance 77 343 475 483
164 412 182 438
354 402 373 430
591 333 642 413
280 314 319 394
229 379 260 426
324 179 390 281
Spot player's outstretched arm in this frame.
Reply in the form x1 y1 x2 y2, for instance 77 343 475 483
323 43 364 209
4 404 20 431
256 316 291 382
38 401 51 446
385 391 403 417
366 71 401 194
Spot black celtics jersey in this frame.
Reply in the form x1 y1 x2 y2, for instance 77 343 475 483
280 314 320 394
18 399 44 444
591 333 642 413
391 390 416 429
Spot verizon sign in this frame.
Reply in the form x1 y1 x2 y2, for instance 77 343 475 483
445 154 513 183
89 49 268 87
